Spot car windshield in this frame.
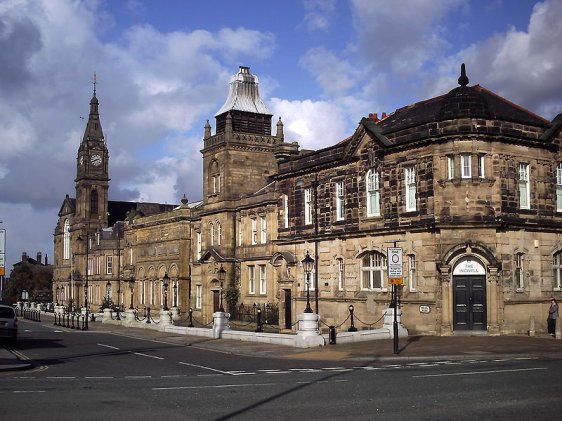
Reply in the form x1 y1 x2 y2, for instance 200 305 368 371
0 307 16 318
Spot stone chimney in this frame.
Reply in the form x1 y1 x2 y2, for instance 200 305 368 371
22 252 28 261
37 252 42 264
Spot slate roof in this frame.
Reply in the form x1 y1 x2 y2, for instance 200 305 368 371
375 84 549 135
107 200 177 226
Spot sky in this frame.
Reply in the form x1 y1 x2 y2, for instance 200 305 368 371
0 0 561 272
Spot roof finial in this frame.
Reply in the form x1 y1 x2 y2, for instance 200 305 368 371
92 72 97 96
458 63 469 87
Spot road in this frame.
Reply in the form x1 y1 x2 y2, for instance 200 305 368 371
1 320 561 420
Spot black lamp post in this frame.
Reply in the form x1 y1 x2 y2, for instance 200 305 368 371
77 233 90 330
55 286 60 306
302 251 314 313
348 304 357 332
218 265 226 312
128 276 135 310
106 280 111 307
162 273 169 311
173 281 178 308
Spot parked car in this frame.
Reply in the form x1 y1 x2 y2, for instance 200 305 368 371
0 304 18 343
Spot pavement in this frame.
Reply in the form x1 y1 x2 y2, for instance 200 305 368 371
2 315 562 372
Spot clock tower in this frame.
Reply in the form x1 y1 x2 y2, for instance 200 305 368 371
75 81 109 229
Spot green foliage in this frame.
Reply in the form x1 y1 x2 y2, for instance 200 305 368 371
224 265 240 315
4 261 53 304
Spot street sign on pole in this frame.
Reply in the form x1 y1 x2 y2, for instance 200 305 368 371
0 229 5 276
387 247 403 277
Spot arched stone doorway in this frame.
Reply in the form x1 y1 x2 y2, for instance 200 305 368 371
438 241 502 335
452 257 486 331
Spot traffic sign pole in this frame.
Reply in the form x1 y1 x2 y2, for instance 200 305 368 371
386 240 403 355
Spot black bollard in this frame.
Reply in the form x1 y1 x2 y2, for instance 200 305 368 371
255 308 263 332
188 307 194 327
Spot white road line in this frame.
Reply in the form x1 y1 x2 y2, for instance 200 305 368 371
97 343 120 350
46 376 75 379
14 390 45 393
85 376 114 379
125 376 152 379
178 361 232 375
153 382 277 391
413 367 547 378
133 352 164 360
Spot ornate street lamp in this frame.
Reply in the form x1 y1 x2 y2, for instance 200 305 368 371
128 276 135 310
172 281 178 308
55 286 60 306
218 265 226 312
302 251 314 313
162 273 169 311
77 233 90 330
106 280 111 307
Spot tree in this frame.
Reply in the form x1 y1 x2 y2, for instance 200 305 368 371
4 261 53 304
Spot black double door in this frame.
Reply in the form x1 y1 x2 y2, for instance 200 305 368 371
453 275 486 331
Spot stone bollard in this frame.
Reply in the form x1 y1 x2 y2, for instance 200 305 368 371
295 313 324 348
212 311 230 338
171 307 181 322
529 315 536 337
158 309 173 330
102 307 112 322
382 308 409 338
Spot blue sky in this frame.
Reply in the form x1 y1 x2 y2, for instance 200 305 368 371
0 0 561 272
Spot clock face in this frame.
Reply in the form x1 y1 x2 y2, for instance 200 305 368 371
90 154 102 166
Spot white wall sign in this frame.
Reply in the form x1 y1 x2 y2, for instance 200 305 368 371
453 258 485 275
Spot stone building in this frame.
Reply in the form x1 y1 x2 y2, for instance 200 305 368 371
53 64 562 335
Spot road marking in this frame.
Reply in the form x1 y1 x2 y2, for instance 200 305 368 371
178 361 233 375
85 376 114 379
133 352 163 360
153 382 277 391
46 376 75 379
413 367 548 378
14 390 45 393
97 343 120 350
125 376 152 379
226 371 255 376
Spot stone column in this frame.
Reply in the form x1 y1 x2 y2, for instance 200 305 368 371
439 265 452 335
487 267 500 335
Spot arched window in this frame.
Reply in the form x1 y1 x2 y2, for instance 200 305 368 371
209 222 214 246
90 189 99 215
209 160 221 195
63 219 70 260
216 222 222 246
361 251 387 290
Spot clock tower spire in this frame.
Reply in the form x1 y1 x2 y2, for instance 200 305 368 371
75 74 110 228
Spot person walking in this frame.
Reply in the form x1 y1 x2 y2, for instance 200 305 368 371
547 298 559 336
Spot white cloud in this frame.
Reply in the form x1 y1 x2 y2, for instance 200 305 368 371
426 0 562 119
300 47 362 97
301 0 336 31
270 97 361 150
